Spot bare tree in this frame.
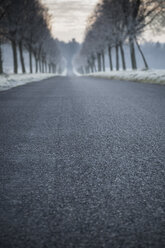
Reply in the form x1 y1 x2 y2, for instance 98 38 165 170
75 0 164 74
0 0 12 73
0 0 12 21
0 0 32 73
0 0 64 74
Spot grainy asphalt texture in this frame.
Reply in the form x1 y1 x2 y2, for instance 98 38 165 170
0 76 165 248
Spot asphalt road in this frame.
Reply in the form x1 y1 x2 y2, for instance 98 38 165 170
0 76 165 248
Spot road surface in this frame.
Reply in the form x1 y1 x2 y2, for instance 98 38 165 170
0 76 165 248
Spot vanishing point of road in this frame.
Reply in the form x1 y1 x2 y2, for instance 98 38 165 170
0 76 165 248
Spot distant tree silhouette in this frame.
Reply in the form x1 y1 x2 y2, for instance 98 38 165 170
57 38 80 74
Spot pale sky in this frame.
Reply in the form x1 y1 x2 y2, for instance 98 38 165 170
41 0 165 43
41 0 98 42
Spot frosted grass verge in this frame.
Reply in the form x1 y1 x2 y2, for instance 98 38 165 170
0 73 58 91
87 70 165 85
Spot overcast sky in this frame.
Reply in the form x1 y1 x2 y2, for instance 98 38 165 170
41 0 98 42
41 0 165 43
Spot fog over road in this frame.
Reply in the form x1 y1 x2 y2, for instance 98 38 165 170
0 76 165 248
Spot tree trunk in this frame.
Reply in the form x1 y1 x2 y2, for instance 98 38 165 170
135 38 149 70
108 46 113 71
29 47 33 73
42 60 44 73
88 60 93 73
82 67 85 74
91 64 94 73
129 36 137 70
97 53 101 72
86 67 88 74
97 53 100 71
11 40 18 74
81 67 84 74
115 45 119 71
18 41 26 73
45 61 47 73
35 57 38 73
0 40 3 74
119 42 126 70
53 64 55 73
99 53 102 71
39 59 41 73
33 51 38 73
93 59 97 72
101 50 105 72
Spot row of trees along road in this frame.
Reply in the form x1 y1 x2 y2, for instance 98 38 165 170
0 0 63 74
74 0 165 74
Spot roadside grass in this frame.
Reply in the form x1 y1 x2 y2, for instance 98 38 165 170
87 70 165 85
0 73 59 91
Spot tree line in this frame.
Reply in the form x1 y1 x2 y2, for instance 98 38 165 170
0 0 63 74
75 0 165 74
